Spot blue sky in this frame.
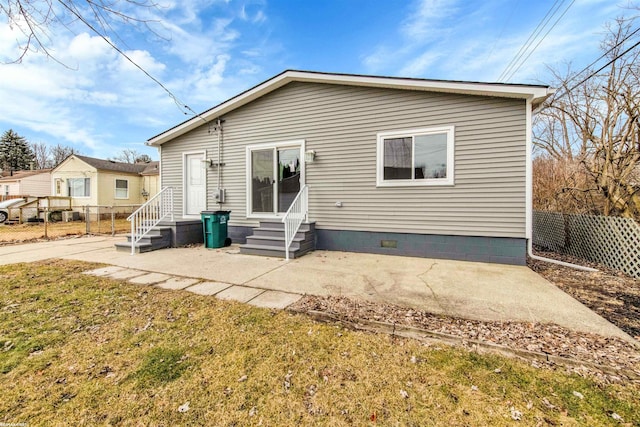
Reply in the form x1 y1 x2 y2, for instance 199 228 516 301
0 0 630 161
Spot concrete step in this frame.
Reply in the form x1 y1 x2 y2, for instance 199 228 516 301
115 226 172 253
244 235 308 250
239 241 314 259
239 221 315 259
252 227 314 240
114 241 154 253
258 221 315 232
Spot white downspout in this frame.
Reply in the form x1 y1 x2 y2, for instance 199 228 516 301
525 97 597 273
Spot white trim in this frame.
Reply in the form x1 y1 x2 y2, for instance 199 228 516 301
245 140 306 219
182 150 207 218
147 71 553 146
67 177 91 198
114 178 129 200
525 98 533 240
376 126 455 187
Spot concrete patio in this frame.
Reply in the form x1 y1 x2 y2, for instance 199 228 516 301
0 235 634 343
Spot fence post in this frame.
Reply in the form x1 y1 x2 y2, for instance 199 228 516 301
85 206 90 235
44 207 48 239
111 211 115 236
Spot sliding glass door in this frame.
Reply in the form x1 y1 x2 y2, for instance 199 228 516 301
249 143 303 216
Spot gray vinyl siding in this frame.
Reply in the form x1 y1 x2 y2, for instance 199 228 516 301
161 81 527 238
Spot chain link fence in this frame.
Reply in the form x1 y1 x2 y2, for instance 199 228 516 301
533 211 640 278
0 204 140 245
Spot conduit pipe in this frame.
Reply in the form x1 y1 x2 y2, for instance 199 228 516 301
527 238 598 272
217 118 222 207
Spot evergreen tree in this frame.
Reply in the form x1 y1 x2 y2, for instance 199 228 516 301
0 130 36 172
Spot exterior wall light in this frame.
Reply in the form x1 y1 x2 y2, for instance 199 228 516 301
305 150 316 163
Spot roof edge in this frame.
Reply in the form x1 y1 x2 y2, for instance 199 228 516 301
148 70 553 146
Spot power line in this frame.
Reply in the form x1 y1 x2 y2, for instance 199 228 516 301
497 0 566 82
553 35 640 101
57 1 206 121
502 0 576 82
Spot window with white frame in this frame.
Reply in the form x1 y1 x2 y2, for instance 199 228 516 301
68 178 90 197
377 126 454 186
115 179 129 199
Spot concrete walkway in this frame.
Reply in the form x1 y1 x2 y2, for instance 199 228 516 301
0 235 634 343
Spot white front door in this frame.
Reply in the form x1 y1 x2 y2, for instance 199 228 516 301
184 152 206 216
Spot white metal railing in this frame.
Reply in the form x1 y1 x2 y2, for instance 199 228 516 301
281 185 308 260
127 187 174 255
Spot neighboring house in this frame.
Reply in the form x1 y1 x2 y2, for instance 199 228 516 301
140 161 160 201
51 155 158 207
0 169 52 199
146 70 552 265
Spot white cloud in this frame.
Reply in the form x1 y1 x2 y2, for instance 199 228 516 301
399 51 443 77
401 0 459 41
361 0 629 84
118 49 166 75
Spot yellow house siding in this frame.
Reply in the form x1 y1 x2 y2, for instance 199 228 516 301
51 158 98 206
96 171 144 206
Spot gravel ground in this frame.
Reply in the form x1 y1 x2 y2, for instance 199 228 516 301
290 251 640 381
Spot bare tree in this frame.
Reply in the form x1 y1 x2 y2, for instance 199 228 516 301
110 148 140 164
30 141 50 169
1 0 160 64
534 18 640 219
50 143 77 167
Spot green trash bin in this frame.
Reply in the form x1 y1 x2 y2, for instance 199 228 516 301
201 210 231 248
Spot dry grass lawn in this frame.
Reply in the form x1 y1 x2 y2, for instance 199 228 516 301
1 260 638 426
0 219 130 242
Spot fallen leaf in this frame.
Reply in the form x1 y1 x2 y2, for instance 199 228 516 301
178 402 189 413
249 406 257 417
542 397 556 410
471 385 479 392
510 407 522 421
284 371 293 390
572 391 584 400
610 412 623 421
400 389 409 399
238 375 248 382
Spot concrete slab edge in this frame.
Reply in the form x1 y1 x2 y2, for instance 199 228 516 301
296 309 640 382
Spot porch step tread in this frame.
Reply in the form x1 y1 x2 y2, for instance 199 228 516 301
114 241 156 253
246 235 308 243
239 243 313 259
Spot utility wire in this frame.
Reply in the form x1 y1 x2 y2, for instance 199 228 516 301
497 0 566 82
56 0 206 122
502 0 576 82
553 36 640 100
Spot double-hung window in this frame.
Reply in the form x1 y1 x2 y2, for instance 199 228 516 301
115 179 129 199
377 126 454 186
68 178 90 197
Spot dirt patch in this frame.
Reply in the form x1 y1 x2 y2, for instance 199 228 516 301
528 248 640 341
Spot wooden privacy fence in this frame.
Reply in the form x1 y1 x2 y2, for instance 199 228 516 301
533 211 640 278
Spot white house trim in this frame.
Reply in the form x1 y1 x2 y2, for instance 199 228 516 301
376 125 455 187
525 98 533 241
